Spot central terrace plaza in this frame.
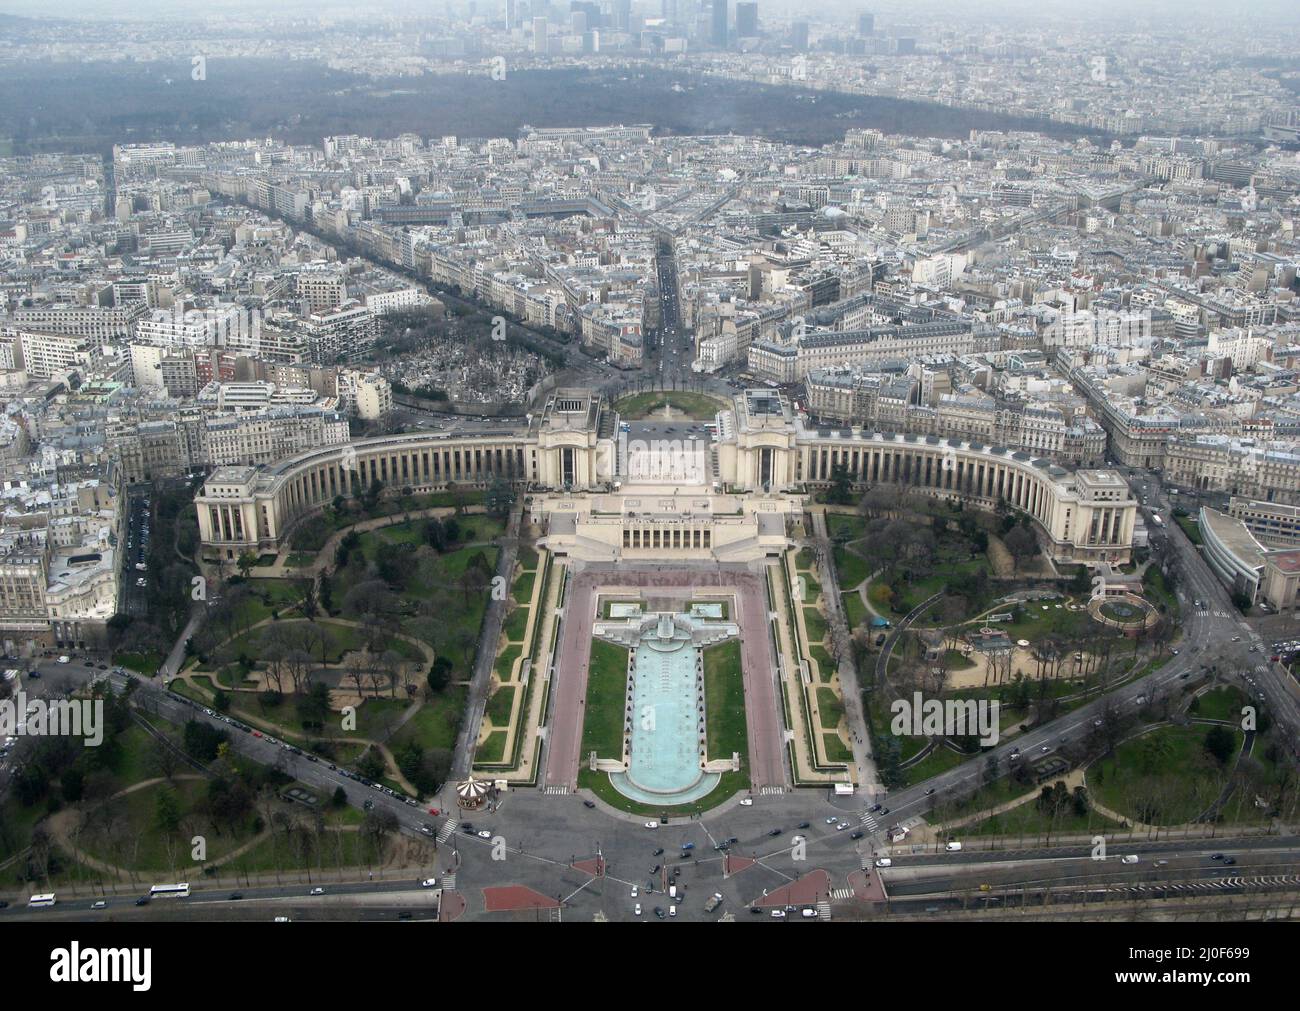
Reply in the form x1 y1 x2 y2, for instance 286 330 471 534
196 387 1138 809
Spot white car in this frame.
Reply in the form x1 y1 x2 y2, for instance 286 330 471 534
738 798 753 806
668 904 677 917
644 821 659 829
420 878 438 888
310 887 325 895
835 822 850 831
1121 854 1139 865
476 830 492 839
630 886 639 898
56 655 70 664
770 909 786 918
634 903 642 916
874 857 893 868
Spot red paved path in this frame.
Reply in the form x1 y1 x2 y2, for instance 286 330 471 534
482 884 561 912
544 576 596 789
752 869 832 908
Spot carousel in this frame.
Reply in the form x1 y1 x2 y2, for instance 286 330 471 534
455 778 491 810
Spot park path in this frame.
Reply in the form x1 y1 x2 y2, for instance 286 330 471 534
807 510 879 794
171 615 430 796
245 504 487 580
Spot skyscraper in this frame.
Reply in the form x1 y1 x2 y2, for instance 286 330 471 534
613 0 632 31
791 20 809 52
735 1 757 37
858 11 874 35
711 0 728 48
533 16 548 53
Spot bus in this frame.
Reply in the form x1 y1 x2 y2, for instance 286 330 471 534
27 893 56 908
149 883 191 899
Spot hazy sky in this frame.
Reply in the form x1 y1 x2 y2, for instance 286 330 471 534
0 0 1296 19
0 0 1296 29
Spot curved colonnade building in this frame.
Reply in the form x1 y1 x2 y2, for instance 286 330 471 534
196 388 1137 567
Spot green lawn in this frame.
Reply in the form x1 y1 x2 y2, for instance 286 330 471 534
486 684 516 727
826 513 866 543
495 643 523 681
1175 514 1203 546
612 390 728 419
949 778 1124 838
703 640 747 761
388 686 466 753
114 651 164 676
842 591 868 630
833 545 871 590
903 744 969 786
73 778 262 873
803 607 828 644
823 732 852 763
971 598 1096 643
503 606 530 642
809 644 836 682
816 686 844 730
578 768 748 816
1190 685 1249 724
399 544 501 666
1142 565 1179 613
580 640 629 760
1090 724 1246 826
476 729 508 764
943 648 977 670
512 570 536 604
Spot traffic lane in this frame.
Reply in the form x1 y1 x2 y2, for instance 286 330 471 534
119 681 433 839
876 837 1300 869
882 850 1300 895
875 650 1209 822
1 879 444 919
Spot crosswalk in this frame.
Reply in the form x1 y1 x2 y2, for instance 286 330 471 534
760 785 785 796
440 873 457 891
816 900 832 920
436 818 459 844
858 812 880 833
544 785 569 795
831 887 855 900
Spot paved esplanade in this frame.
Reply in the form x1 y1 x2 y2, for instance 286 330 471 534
544 566 786 794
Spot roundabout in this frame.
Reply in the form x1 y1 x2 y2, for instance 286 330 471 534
1089 591 1160 632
